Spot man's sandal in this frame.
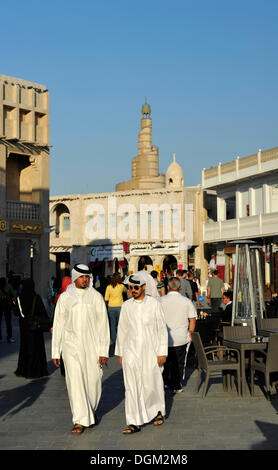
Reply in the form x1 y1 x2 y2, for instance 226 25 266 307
153 412 164 426
71 424 85 434
122 425 141 434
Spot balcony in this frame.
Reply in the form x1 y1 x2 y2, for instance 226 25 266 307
202 147 278 189
203 212 278 243
6 200 40 220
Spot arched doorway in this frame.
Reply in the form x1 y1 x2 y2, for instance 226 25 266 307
163 255 177 274
138 256 153 271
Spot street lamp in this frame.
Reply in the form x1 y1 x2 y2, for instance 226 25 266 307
30 242 34 280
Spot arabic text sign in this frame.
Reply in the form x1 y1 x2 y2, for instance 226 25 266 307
130 243 180 256
10 221 44 235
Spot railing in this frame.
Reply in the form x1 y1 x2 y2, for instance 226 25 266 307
202 146 278 188
6 200 40 220
203 212 278 242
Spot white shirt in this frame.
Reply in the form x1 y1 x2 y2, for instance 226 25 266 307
161 291 197 347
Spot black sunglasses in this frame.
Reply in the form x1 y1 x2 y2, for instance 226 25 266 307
128 285 141 291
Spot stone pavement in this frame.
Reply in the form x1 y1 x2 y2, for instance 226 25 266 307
1 318 278 452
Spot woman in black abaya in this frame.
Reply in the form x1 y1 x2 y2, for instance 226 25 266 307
14 279 50 379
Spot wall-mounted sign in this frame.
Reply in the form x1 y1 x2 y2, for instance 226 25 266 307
0 220 6 232
90 245 124 261
10 221 44 235
130 242 180 256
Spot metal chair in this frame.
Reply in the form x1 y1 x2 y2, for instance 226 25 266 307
259 318 278 329
191 332 241 398
223 325 252 340
222 325 252 387
250 333 278 400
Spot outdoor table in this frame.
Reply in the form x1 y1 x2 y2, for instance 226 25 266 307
258 328 278 337
196 315 220 346
223 337 269 397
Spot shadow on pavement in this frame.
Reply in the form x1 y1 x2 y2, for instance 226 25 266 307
98 366 175 423
252 419 278 450
0 377 49 419
97 368 125 421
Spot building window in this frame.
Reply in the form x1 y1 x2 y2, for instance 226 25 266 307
122 212 129 227
88 214 105 230
110 213 116 229
171 208 179 225
135 212 140 227
62 215 70 231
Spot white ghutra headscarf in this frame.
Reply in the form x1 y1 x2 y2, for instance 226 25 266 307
66 264 93 304
71 264 93 284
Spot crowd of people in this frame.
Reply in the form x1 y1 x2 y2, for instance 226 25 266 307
1 262 234 436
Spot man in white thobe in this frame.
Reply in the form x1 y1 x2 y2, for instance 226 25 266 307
124 270 160 299
52 264 110 434
115 272 168 434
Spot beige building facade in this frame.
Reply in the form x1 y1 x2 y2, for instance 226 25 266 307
50 102 208 286
0 74 50 297
49 186 207 282
202 146 278 295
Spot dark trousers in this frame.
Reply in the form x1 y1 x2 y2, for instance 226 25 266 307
211 298 222 313
163 344 187 390
0 309 12 340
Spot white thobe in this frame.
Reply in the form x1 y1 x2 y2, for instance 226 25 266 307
115 295 168 426
139 271 160 298
52 285 110 427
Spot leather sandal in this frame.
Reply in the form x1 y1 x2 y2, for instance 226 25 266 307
153 411 164 426
122 425 141 434
71 424 85 434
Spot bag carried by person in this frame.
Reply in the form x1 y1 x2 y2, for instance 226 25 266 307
17 295 52 332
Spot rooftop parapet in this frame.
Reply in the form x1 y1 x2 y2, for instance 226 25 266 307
202 146 278 189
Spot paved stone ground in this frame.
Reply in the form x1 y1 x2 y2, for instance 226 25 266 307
1 318 278 452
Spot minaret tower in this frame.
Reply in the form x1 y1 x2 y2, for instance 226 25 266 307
116 100 165 191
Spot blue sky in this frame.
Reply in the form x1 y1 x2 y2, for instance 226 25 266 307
2 0 278 195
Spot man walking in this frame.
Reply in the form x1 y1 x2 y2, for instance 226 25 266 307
52 264 110 434
115 272 168 434
161 277 197 393
206 270 225 313
176 269 192 300
187 271 200 309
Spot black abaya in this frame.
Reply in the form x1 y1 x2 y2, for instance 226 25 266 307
14 280 50 379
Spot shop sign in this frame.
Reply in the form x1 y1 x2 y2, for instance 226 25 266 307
130 242 180 256
90 245 124 261
10 221 43 235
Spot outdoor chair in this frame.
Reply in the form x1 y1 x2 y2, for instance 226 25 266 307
222 325 252 383
259 318 278 329
191 332 241 399
250 333 278 400
223 325 252 340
